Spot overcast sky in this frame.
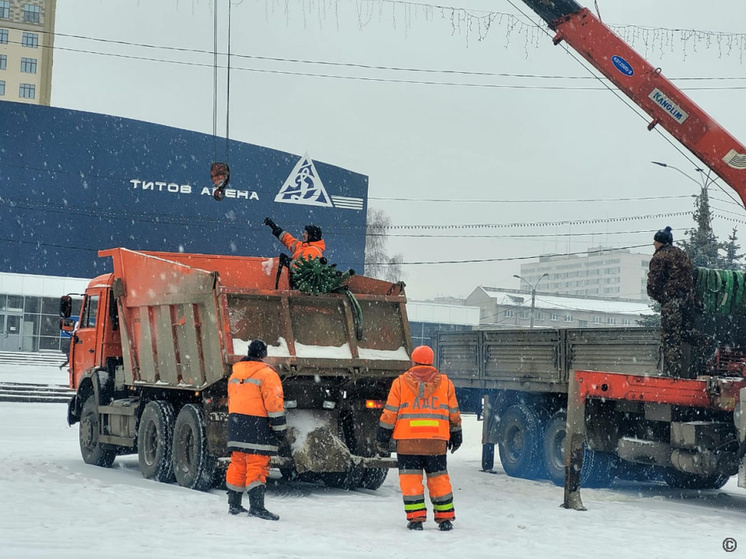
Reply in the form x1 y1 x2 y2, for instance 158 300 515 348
50 0 746 300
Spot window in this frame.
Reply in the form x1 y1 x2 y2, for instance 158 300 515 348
550 313 558 322
0 80 5 96
593 316 601 324
504 309 514 318
623 318 631 326
0 1 9 19
564 314 573 323
0 54 6 70
23 4 40 23
22 32 38 47
607 317 616 325
519 310 530 320
82 295 99 329
19 83 35 99
20 57 37 74
0 28 8 43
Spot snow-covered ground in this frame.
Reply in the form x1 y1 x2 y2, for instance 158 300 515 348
1 365 745 559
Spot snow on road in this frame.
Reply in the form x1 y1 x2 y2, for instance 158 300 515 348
1 365 745 558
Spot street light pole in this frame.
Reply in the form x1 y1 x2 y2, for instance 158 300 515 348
514 273 549 328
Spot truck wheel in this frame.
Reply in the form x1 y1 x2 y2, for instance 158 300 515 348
543 410 616 488
79 395 116 467
358 468 388 490
497 404 546 480
137 400 175 483
172 404 216 491
663 468 729 490
319 467 364 490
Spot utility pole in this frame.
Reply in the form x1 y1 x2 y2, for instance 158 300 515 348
514 273 549 328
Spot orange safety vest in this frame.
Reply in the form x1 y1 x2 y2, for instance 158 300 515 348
280 232 325 266
379 366 461 441
227 359 286 455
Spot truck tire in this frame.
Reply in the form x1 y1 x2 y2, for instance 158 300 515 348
137 400 175 483
319 467 365 490
543 410 616 488
172 404 216 491
497 404 546 480
662 468 729 490
79 395 116 467
358 468 388 490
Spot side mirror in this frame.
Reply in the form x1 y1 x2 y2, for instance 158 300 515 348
60 295 72 319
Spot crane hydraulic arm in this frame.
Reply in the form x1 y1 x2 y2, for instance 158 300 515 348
520 0 746 207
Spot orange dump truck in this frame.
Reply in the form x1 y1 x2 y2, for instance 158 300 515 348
62 248 411 490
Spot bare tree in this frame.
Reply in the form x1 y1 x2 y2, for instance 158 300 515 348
365 208 403 282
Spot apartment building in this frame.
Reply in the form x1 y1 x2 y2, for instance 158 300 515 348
0 0 56 105
519 247 652 302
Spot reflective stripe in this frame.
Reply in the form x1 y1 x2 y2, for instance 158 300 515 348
430 493 454 504
228 440 278 452
398 468 423 476
246 480 265 491
384 404 399 413
272 425 287 432
402 494 425 503
397 413 447 421
228 377 262 386
425 469 449 479
449 406 460 414
409 419 439 428
379 421 395 429
433 502 454 511
404 502 426 512
267 410 285 418
225 482 245 493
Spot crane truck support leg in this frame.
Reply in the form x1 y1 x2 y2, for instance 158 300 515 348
738 387 746 489
562 370 587 511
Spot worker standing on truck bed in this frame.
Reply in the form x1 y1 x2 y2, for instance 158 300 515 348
376 345 462 531
264 217 325 270
226 339 286 520
647 226 703 377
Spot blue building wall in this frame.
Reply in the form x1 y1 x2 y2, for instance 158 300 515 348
0 101 368 278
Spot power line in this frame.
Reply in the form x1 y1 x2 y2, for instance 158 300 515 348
369 194 694 203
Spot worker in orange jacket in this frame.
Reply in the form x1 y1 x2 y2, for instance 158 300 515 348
376 345 462 531
264 218 325 267
226 339 286 520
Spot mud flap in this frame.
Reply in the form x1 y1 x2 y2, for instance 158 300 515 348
67 395 79 426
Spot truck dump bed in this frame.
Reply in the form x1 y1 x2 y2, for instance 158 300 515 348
102 248 412 390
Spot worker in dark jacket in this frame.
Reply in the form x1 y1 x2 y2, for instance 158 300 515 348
264 218 325 268
376 345 462 532
225 339 286 520
647 226 699 376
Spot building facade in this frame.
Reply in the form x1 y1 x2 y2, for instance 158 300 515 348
406 301 480 347
465 286 653 329
519 247 652 302
1 102 369 352
0 0 55 105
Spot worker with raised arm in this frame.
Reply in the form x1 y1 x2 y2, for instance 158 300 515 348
225 339 286 520
263 218 325 269
375 345 462 532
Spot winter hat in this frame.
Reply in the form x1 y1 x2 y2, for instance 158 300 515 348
654 226 673 245
248 339 268 359
305 224 322 242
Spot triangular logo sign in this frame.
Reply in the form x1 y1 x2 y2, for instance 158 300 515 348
275 153 333 207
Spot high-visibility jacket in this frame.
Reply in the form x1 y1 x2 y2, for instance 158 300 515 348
279 231 325 267
378 366 461 442
227 358 286 455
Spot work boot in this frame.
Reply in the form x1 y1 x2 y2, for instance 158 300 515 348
438 520 454 531
247 485 279 521
227 490 248 515
407 521 424 531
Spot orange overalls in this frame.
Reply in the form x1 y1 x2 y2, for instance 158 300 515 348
225 358 286 492
378 366 462 524
279 231 325 267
